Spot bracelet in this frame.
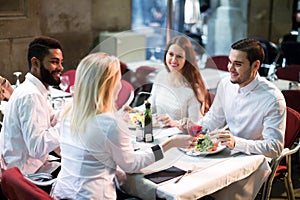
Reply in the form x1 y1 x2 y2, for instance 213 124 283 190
151 145 164 161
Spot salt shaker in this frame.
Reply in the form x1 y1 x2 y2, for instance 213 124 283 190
135 120 144 142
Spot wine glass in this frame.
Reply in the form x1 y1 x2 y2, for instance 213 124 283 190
13 72 22 88
187 118 202 137
59 75 69 93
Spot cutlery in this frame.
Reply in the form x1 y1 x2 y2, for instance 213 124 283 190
174 169 192 183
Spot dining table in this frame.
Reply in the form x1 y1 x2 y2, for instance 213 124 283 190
121 127 272 200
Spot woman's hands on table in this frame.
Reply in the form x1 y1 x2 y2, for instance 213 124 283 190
155 114 180 128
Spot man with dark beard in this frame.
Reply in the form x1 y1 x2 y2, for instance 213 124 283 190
0 36 63 177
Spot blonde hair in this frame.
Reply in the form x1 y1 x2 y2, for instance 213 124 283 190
66 52 120 134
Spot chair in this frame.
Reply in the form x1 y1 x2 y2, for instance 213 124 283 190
256 38 282 77
282 90 300 113
281 40 300 65
208 91 215 107
1 167 54 200
275 65 300 82
205 55 229 71
134 65 156 87
129 65 156 107
62 69 76 93
116 80 134 110
120 61 130 75
262 107 300 200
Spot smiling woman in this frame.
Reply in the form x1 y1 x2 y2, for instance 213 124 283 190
143 35 210 129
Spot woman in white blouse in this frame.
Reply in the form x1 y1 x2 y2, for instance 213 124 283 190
52 52 196 200
151 36 210 127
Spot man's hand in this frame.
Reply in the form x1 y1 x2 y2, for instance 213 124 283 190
0 76 14 101
210 130 235 149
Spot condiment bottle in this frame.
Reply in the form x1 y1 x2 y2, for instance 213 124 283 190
135 120 144 142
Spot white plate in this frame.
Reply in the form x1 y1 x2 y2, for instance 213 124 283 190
179 145 226 156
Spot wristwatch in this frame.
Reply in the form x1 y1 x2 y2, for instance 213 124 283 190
151 145 163 161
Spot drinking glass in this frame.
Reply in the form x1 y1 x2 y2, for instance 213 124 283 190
187 118 202 137
13 72 22 88
69 85 75 96
59 75 69 93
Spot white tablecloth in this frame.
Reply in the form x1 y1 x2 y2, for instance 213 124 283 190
122 128 271 200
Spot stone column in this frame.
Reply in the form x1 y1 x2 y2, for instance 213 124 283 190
206 0 248 56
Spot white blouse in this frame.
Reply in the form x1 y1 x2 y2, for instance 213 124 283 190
150 69 202 120
52 112 162 200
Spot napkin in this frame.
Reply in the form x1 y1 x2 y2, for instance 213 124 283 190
144 166 186 184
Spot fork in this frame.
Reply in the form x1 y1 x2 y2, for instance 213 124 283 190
174 169 192 183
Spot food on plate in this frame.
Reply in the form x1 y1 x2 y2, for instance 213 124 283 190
128 112 144 127
196 134 218 152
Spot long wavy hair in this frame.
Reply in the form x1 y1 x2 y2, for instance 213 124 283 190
65 52 121 134
163 36 210 114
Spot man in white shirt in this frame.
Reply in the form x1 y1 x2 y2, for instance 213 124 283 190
201 38 286 158
0 36 63 174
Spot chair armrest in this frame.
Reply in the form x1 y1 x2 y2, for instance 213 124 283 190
25 177 57 186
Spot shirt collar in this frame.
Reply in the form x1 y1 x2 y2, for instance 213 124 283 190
238 73 260 94
25 73 49 97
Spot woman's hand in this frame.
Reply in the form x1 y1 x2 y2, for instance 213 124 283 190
122 105 138 113
161 135 197 152
156 114 180 127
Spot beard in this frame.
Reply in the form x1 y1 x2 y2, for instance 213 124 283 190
40 63 60 86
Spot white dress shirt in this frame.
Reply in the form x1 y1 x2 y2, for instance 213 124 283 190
150 69 202 120
0 73 60 174
52 112 162 200
201 74 286 158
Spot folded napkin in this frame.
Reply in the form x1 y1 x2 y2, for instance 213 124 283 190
144 166 186 184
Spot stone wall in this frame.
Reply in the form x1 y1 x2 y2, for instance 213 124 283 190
0 0 131 84
0 0 294 83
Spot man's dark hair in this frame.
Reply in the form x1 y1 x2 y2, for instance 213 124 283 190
27 36 62 70
231 38 265 66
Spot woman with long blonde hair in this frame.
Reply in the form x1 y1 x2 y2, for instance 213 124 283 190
52 52 196 200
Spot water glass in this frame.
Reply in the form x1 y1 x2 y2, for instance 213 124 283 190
59 76 69 92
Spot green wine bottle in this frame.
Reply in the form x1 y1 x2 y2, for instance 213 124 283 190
144 101 153 142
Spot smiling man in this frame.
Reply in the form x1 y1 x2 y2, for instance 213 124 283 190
201 38 286 158
0 36 63 175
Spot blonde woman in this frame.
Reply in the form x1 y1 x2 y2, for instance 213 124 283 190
52 52 196 200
